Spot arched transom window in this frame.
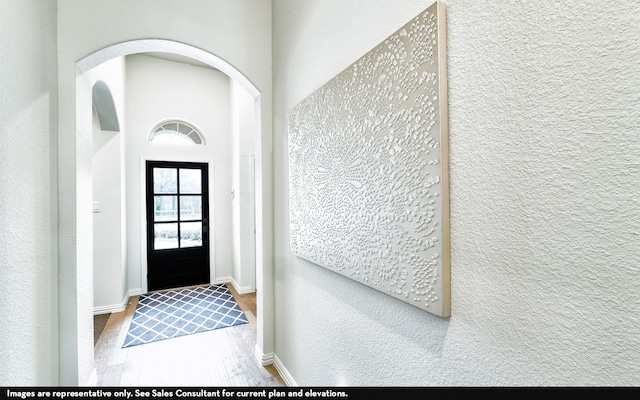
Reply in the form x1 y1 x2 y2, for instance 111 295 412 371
149 119 206 145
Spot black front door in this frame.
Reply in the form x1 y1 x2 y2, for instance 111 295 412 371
146 160 210 291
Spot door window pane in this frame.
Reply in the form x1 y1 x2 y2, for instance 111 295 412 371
155 196 178 222
180 196 202 221
154 223 178 249
180 222 202 248
154 168 177 193
180 169 202 194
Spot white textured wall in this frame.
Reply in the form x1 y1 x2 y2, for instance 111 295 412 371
90 57 127 313
0 1 58 385
231 82 258 292
125 54 232 290
272 0 640 386
57 0 272 383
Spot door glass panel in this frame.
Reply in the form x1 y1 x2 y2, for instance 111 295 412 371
154 196 178 221
180 222 202 248
179 169 202 194
154 168 177 193
154 223 178 250
180 196 202 221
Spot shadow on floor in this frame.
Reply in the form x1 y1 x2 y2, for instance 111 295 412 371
94 314 111 345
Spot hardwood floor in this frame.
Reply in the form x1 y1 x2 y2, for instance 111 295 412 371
94 313 110 345
94 284 286 387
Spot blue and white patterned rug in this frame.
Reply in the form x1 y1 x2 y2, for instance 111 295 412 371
122 284 249 348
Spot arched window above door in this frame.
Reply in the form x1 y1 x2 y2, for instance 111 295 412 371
149 119 206 145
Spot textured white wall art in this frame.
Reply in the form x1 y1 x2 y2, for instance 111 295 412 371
288 2 449 317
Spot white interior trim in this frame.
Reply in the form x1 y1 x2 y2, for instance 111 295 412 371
273 354 297 387
76 39 261 98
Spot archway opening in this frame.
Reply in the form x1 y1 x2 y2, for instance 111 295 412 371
61 39 270 385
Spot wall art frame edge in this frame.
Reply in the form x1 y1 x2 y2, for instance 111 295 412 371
288 0 451 318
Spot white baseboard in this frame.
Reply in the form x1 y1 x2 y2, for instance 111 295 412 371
216 276 255 295
214 275 232 286
257 346 273 366
93 303 125 315
254 345 297 387
93 288 143 315
127 287 144 297
273 354 297 387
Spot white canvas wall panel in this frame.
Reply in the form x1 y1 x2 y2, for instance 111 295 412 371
289 1 450 317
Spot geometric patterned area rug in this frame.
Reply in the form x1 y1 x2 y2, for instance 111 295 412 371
122 284 249 348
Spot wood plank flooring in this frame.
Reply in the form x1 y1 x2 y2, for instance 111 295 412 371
94 284 285 387
94 313 110 345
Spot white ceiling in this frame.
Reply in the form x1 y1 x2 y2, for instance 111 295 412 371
144 52 216 70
